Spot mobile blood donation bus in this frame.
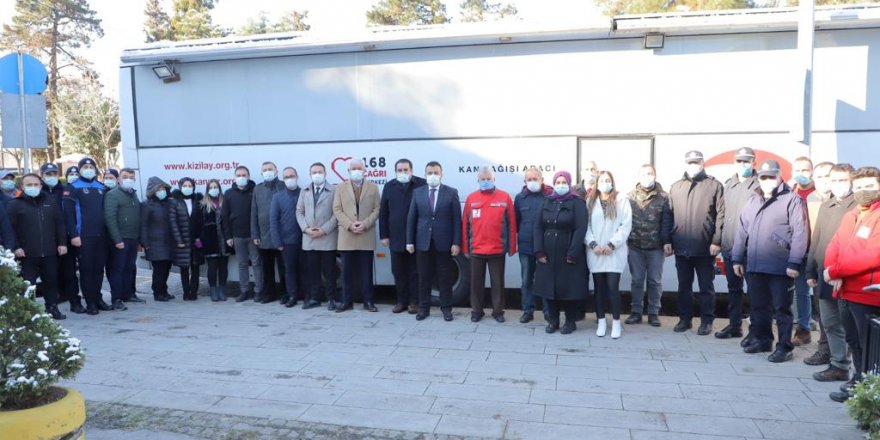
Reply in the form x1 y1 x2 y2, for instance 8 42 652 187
119 6 880 304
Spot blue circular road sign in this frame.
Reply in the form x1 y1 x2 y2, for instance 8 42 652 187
0 53 48 95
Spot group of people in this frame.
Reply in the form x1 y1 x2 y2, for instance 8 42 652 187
2 150 878 404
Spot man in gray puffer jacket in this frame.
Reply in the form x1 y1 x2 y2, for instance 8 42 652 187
251 161 286 303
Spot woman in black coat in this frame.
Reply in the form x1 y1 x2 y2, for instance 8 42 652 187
199 179 232 301
172 177 202 300
141 177 176 301
533 171 589 335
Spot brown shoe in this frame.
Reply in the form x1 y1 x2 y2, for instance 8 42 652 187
792 327 812 346
392 304 407 314
804 350 831 366
408 305 419 315
813 365 849 382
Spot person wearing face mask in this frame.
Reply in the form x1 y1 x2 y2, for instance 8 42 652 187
296 162 339 310
333 159 381 313
171 177 202 301
802 161 834 354
803 164 857 381
222 165 263 302
1 171 20 199
463 166 517 323
270 167 305 308
40 163 63 206
104 168 143 310
62 157 112 315
101 169 120 293
380 158 426 315
732 160 809 363
140 177 177 302
824 166 880 403
533 171 588 334
668 150 725 335
514 166 552 324
574 160 598 199
7 174 68 320
789 156 818 344
55 165 84 313
251 162 286 304
199 180 232 301
406 161 461 321
625 164 672 328
715 147 760 340
102 169 119 190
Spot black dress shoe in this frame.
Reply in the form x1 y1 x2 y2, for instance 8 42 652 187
96 300 113 311
519 312 534 324
285 299 298 308
743 342 772 354
124 294 146 303
545 323 559 334
70 303 86 314
697 321 713 336
740 332 754 348
416 311 429 321
624 313 642 325
327 300 337 311
714 324 743 339
767 349 793 363
493 314 505 323
279 296 290 306
86 306 99 315
673 319 692 333
302 300 321 310
471 313 484 323
153 295 170 302
560 321 576 335
829 390 851 403
46 305 66 320
443 310 453 322
260 296 276 304
335 303 353 313
648 314 661 327
112 299 128 311
235 291 253 303
364 302 378 312
164 294 176 300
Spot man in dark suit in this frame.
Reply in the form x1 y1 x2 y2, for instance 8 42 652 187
406 161 462 322
380 158 427 315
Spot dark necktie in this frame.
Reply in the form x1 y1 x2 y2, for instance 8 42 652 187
429 188 436 215
313 187 321 209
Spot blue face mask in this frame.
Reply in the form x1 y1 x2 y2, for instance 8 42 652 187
24 187 40 198
80 168 96 180
104 179 117 189
739 164 753 177
479 180 494 191
155 190 167 200
44 176 59 187
181 187 194 196
794 175 810 186
599 182 614 194
1 180 15 191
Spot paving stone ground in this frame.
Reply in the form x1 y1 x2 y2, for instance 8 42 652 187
59 269 865 440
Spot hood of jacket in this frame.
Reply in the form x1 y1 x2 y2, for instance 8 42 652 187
146 177 170 198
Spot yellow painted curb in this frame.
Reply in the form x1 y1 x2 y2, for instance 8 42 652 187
0 388 86 440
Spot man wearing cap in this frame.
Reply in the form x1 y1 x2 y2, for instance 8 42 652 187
732 160 809 363
716 147 760 340
1 171 19 199
62 157 112 315
668 150 725 335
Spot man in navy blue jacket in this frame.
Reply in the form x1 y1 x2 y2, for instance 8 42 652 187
732 159 810 363
380 158 426 315
406 161 461 322
514 166 552 323
62 157 112 315
270 166 304 308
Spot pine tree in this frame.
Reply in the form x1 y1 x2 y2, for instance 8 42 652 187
171 0 224 40
460 0 518 23
366 0 450 26
273 10 311 32
144 0 172 43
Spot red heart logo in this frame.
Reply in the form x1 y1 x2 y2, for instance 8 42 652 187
331 157 352 182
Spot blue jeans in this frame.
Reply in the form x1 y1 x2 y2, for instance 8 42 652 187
793 272 811 330
628 247 664 315
519 253 547 313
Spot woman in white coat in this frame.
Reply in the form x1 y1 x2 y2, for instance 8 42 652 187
586 171 633 339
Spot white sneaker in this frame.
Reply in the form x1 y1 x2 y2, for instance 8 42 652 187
611 319 622 339
596 318 607 337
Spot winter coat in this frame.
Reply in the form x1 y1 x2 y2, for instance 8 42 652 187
720 173 759 256
62 177 107 239
295 183 338 251
805 193 858 300
333 180 381 251
171 190 200 266
825 199 880 307
141 200 173 261
462 188 517 256
221 180 256 239
104 187 141 244
7 192 66 257
732 182 810 276
379 176 427 252
668 171 725 257
251 178 286 249
586 196 633 273
533 197 589 300
0 201 15 251
514 184 552 256
199 200 231 258
270 187 303 247
627 183 672 251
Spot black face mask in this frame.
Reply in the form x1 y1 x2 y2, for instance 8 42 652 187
854 189 880 207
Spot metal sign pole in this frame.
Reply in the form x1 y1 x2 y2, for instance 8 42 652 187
17 52 30 173
797 0 815 155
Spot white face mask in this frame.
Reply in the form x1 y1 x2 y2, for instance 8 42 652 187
639 175 656 189
284 178 298 190
349 169 365 183
262 170 277 181
311 173 325 185
121 178 136 190
830 182 851 200
426 174 441 187
760 178 779 196
396 173 411 184
208 188 220 198
585 171 596 185
686 164 702 178
526 181 542 193
235 176 248 187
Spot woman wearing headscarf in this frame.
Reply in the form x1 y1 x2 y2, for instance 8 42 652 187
172 177 203 300
533 171 589 334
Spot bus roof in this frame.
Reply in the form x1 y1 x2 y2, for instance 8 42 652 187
120 4 880 66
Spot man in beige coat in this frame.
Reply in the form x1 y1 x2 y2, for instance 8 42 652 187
296 162 339 310
333 158 381 312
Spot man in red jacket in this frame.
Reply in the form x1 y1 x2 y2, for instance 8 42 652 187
463 166 517 323
824 166 880 402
